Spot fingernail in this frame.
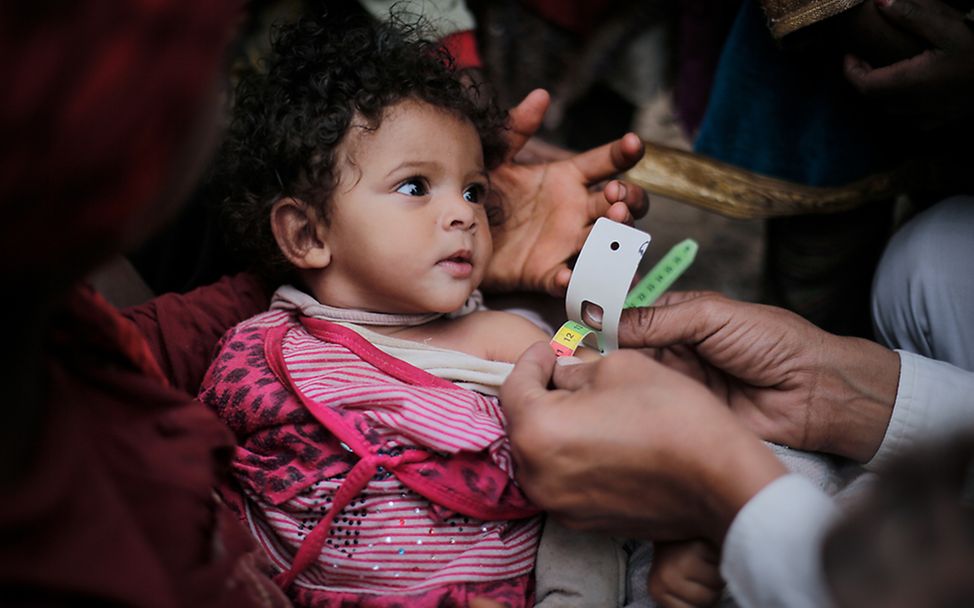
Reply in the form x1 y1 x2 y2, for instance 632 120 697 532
556 356 585 366
582 303 603 329
618 183 627 199
875 0 893 7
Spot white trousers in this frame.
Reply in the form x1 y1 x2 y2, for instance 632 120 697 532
872 195 974 371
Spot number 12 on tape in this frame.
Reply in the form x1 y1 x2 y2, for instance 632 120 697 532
624 238 698 309
549 320 597 357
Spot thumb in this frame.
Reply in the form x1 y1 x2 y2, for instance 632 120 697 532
876 0 967 50
505 89 550 161
500 341 557 420
619 293 730 349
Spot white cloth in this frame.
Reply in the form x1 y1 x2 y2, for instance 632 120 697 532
721 475 839 608
871 195 974 372
721 350 974 607
338 323 512 397
866 350 974 471
359 0 475 38
271 285 507 395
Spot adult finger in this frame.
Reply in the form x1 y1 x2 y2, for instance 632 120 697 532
549 357 599 391
653 290 720 307
551 266 572 295
583 190 634 227
604 179 650 219
875 0 967 51
844 51 934 96
570 132 644 185
606 200 635 226
500 341 557 419
505 89 550 161
618 294 732 349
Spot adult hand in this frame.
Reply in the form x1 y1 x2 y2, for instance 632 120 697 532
844 0 974 131
485 89 649 296
501 343 786 544
620 292 901 463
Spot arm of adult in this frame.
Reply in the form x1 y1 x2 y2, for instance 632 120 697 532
501 343 786 542
619 292 899 462
501 343 837 608
485 89 649 296
122 272 269 395
620 292 974 467
843 0 974 131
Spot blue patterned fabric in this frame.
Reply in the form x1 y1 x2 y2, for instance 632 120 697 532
694 1 900 186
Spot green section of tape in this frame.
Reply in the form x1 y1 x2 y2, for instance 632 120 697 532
624 238 698 308
560 320 593 335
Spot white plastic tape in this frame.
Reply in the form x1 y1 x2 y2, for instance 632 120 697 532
565 218 651 352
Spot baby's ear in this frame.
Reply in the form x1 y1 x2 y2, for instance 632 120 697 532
270 197 331 269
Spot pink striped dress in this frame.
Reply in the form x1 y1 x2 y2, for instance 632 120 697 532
199 309 541 607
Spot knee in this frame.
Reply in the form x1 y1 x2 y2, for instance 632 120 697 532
872 195 974 346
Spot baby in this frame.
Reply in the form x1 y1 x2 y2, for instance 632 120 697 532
199 13 622 607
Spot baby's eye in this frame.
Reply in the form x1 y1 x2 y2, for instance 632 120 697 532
463 183 486 204
396 178 428 197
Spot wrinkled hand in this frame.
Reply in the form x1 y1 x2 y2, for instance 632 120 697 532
844 0 974 131
620 292 900 463
501 343 786 543
649 540 725 608
485 89 649 296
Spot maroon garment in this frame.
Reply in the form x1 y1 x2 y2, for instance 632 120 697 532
124 272 269 395
0 2 238 276
0 285 286 607
0 0 284 603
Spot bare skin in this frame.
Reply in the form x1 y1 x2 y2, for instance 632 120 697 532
619 291 901 464
649 540 725 608
497 293 901 562
501 343 788 544
844 0 974 131
485 89 649 297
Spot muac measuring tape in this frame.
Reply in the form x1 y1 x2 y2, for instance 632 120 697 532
549 236 698 357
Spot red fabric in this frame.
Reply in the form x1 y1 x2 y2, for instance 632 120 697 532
124 272 269 395
0 1 237 275
55 286 170 385
441 30 483 69
269 320 538 521
199 312 540 606
0 0 290 604
0 286 288 607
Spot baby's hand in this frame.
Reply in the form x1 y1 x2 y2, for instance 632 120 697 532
648 540 724 608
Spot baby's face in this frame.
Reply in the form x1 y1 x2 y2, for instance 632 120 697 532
310 99 492 314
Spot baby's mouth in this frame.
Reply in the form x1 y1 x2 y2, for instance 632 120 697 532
442 252 471 264
437 250 474 278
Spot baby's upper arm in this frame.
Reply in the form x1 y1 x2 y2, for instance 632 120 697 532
472 311 550 363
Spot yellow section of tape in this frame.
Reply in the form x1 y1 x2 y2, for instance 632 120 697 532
549 320 596 357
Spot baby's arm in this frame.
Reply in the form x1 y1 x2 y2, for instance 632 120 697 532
467 310 552 363
648 540 724 608
465 310 605 363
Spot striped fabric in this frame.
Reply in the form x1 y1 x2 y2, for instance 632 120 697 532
200 310 541 607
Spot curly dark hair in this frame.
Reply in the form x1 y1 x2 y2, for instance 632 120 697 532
212 12 509 283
